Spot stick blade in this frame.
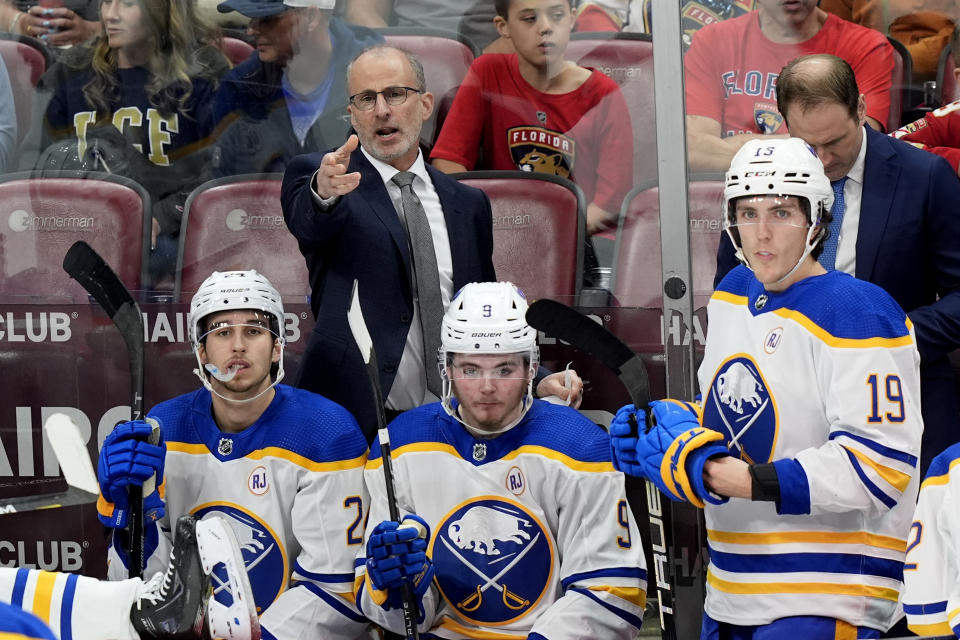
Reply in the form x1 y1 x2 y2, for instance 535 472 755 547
347 279 373 365
63 240 136 316
44 413 99 495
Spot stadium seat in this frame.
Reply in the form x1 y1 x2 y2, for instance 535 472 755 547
937 44 959 105
375 27 478 146
221 36 254 66
566 32 655 185
0 171 150 302
452 170 585 304
886 36 911 131
612 175 726 311
174 174 308 300
0 33 51 148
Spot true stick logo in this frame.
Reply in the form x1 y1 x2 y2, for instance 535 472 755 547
645 483 673 628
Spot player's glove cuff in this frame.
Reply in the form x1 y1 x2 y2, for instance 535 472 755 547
659 427 726 508
686 444 730 506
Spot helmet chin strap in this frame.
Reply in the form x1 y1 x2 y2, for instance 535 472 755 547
192 345 286 405
440 362 537 437
726 222 825 288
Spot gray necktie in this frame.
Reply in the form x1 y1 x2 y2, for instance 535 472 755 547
391 171 443 396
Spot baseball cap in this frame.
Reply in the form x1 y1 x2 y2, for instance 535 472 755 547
217 0 333 18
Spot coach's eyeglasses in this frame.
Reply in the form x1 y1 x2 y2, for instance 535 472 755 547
349 86 422 111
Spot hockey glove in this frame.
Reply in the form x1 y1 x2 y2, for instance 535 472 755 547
97 418 165 528
609 403 644 477
366 514 435 611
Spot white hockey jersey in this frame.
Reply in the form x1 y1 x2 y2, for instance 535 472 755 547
355 400 647 639
105 385 371 639
699 267 923 630
903 442 960 637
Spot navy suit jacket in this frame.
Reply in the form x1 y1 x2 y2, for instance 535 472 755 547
715 126 960 474
281 147 496 440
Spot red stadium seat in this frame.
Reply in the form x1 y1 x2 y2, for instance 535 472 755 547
174 174 308 299
221 36 254 66
612 176 726 311
376 27 478 146
566 32 655 185
0 34 51 148
0 172 150 302
886 36 910 131
937 44 959 105
452 170 585 304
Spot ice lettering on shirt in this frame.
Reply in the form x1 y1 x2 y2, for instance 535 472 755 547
195 504 287 614
71 108 179 166
702 355 779 463
507 126 576 179
431 497 553 625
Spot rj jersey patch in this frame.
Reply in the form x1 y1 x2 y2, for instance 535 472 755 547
507 126 576 179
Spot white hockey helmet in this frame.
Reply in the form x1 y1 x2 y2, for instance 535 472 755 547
188 270 286 400
439 282 539 423
724 137 834 281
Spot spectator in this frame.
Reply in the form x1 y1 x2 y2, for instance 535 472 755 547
0 56 15 172
96 270 371 639
573 0 755 46
892 26 960 172
715 53 960 476
357 281 643 638
345 0 499 50
820 0 958 79
211 0 382 177
686 0 893 172
281 46 576 440
21 0 228 286
431 0 633 235
2 0 101 47
613 136 922 639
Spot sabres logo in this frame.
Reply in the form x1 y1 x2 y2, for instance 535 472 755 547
194 504 287 614
701 355 778 463
431 497 552 625
754 104 784 134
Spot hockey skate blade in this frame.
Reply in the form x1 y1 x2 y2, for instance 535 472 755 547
44 413 99 495
196 516 261 640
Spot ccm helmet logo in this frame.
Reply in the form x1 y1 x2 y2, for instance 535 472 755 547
743 170 776 177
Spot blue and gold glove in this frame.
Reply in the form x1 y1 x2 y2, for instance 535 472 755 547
97 418 165 528
366 514 434 611
611 400 729 507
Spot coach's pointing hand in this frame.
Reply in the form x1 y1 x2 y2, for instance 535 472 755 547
314 135 362 200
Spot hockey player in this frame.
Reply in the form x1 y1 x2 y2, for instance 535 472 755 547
902 441 960 636
610 137 923 638
96 270 371 638
355 281 647 638
0 514 258 640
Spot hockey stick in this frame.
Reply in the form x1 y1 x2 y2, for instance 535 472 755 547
525 298 681 639
0 413 99 514
347 279 421 640
62 240 152 580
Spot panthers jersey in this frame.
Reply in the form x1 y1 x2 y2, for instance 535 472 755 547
106 385 370 640
429 53 633 214
902 442 960 637
699 267 922 631
892 100 960 174
355 400 647 639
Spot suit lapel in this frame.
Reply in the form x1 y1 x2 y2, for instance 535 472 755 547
427 164 465 288
351 149 413 281
856 127 900 281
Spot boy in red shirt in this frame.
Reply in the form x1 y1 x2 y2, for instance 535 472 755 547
430 0 633 234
